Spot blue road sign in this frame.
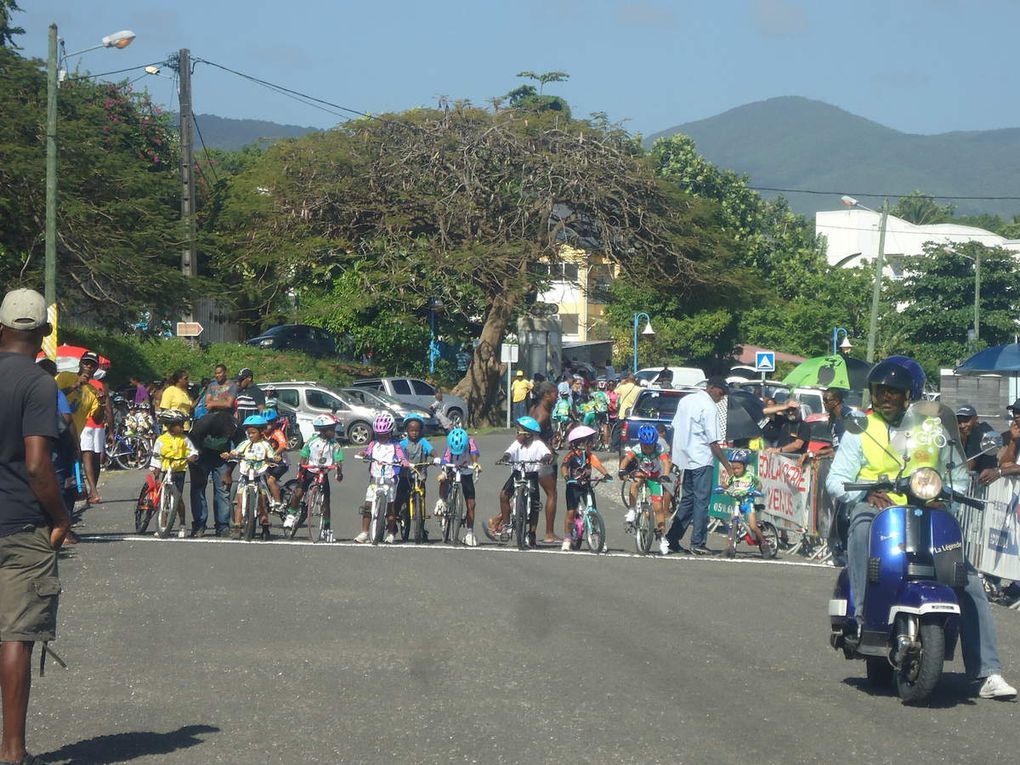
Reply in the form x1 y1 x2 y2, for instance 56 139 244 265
755 351 776 373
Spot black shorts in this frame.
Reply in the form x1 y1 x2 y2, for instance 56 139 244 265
442 471 476 501
267 463 288 481
394 473 422 511
297 468 330 498
501 472 540 507
565 482 592 512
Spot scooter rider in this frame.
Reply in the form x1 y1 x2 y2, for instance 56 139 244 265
826 356 1016 700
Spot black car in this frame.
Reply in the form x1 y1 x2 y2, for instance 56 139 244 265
245 324 347 358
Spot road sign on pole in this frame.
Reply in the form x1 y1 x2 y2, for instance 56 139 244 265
755 351 776 374
176 321 204 338
500 344 519 363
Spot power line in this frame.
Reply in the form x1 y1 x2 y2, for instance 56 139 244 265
192 113 220 184
749 185 1020 203
64 62 167 82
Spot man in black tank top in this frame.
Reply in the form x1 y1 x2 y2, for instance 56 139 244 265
529 382 560 543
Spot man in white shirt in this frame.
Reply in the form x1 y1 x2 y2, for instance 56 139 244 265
665 376 733 554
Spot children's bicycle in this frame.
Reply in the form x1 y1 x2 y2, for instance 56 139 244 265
399 461 436 545
631 471 671 555
487 458 543 550
567 476 610 553
551 418 572 451
136 463 183 538
354 454 401 545
713 485 779 559
107 433 152 470
438 463 480 545
287 468 331 541
233 461 274 541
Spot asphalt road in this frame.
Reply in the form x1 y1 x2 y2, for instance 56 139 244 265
27 432 1020 764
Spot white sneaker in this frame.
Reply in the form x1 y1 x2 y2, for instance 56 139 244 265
659 537 671 555
354 531 370 544
979 673 1018 699
177 527 187 539
624 509 636 526
464 530 477 547
384 532 396 544
319 528 334 543
283 513 297 530
561 539 571 552
433 499 448 517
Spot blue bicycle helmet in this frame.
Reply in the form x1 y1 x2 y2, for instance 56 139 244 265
262 409 278 423
242 414 268 428
447 428 470 455
516 416 542 434
729 448 751 464
402 413 425 427
637 425 658 445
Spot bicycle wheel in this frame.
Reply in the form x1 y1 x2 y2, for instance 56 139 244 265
156 484 177 538
726 517 738 558
371 490 387 544
634 498 655 555
514 488 529 550
134 484 155 534
585 508 606 554
242 485 258 541
411 492 425 545
620 475 634 509
448 487 463 546
303 483 320 541
759 521 780 559
121 436 150 470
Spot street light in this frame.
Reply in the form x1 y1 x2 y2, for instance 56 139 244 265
841 195 889 363
832 327 852 355
632 312 654 373
426 297 444 373
44 24 135 359
957 250 982 344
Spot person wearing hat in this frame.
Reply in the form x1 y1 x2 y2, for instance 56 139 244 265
510 370 532 423
664 375 734 555
954 404 998 477
233 367 265 424
985 399 1020 487
54 350 102 503
0 288 71 763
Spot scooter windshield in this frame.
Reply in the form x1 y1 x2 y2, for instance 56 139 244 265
887 401 967 485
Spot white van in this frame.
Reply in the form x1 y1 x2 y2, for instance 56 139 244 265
636 366 707 390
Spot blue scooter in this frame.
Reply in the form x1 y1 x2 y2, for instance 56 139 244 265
828 406 986 704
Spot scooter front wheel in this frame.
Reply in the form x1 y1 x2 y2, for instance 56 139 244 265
896 620 945 705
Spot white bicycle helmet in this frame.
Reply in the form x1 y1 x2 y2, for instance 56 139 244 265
312 414 337 429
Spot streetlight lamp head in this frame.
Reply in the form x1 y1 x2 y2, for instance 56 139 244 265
841 195 859 208
144 65 161 75
839 337 853 351
102 30 136 49
642 320 655 336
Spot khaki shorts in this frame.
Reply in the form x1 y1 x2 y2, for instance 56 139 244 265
0 527 60 642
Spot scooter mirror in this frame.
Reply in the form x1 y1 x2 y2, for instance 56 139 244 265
980 431 1004 454
845 412 869 435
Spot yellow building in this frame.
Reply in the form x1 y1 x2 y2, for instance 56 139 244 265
535 245 616 343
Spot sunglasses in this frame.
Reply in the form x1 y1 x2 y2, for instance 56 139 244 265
516 430 533 437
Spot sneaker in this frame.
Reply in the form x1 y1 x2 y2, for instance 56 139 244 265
193 527 206 538
354 531 370 544
177 528 187 539
384 532 396 544
978 673 1018 700
464 530 477 547
561 539 572 552
319 528 334 543
624 509 636 526
691 545 712 556
659 537 671 555
229 526 242 540
283 513 297 530
433 499 448 517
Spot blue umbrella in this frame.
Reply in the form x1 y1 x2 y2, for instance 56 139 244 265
955 344 1020 374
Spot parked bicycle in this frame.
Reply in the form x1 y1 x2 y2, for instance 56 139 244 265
106 432 152 470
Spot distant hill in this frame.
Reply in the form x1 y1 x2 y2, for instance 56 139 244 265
647 96 1020 218
183 114 319 151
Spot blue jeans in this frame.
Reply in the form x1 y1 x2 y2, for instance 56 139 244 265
848 501 1001 678
512 400 528 423
189 459 232 534
666 464 713 549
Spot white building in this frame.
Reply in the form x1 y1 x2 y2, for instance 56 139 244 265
815 208 1020 276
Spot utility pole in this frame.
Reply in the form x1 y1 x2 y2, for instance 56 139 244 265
865 199 889 364
43 23 59 359
177 48 197 279
974 249 981 344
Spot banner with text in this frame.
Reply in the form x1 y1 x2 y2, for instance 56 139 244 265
976 477 1020 581
756 452 812 531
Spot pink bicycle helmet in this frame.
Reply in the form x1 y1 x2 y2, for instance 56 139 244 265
373 412 396 434
567 425 597 444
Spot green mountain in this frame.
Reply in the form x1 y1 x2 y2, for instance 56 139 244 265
184 113 319 151
648 96 1020 218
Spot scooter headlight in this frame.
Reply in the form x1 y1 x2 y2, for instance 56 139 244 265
909 467 942 501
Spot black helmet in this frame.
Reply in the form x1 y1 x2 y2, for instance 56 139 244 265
867 359 916 398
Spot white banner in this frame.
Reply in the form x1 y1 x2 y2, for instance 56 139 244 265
756 452 812 531
976 477 1020 581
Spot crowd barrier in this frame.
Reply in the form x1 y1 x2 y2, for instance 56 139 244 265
708 451 1020 583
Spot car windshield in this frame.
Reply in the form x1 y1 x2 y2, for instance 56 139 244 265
632 390 687 418
260 325 289 336
355 388 405 409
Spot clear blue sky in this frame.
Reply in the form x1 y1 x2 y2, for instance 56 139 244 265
14 0 1020 136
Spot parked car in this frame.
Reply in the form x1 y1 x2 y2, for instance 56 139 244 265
246 324 349 359
635 366 706 389
617 387 696 456
351 377 467 428
341 388 443 436
266 381 385 446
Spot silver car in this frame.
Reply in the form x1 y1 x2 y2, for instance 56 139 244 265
267 381 386 446
341 388 443 436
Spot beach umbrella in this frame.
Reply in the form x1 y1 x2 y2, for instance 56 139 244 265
955 343 1020 375
726 388 766 441
783 354 872 390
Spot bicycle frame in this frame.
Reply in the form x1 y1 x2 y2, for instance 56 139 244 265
235 464 272 541
497 459 542 549
355 454 402 545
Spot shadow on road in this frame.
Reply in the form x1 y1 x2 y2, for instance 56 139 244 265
842 672 977 708
42 724 219 764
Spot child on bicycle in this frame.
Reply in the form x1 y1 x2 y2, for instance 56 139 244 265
618 425 673 551
354 412 408 544
435 427 482 546
491 416 551 547
553 382 574 423
284 414 344 541
394 414 434 543
560 425 612 551
222 415 282 540
263 409 290 498
148 409 198 538
722 449 770 555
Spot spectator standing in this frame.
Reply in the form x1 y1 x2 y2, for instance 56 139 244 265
768 399 810 455
129 375 149 407
954 404 997 477
187 410 238 536
55 353 101 503
36 359 80 525
510 370 532 422
0 288 70 764
665 376 733 555
200 364 237 420
823 388 853 452
615 373 640 420
234 368 265 423
159 370 194 420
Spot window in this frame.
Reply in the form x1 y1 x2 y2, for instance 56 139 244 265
391 379 412 395
411 380 435 396
277 389 299 408
559 313 579 335
562 263 579 282
306 389 341 410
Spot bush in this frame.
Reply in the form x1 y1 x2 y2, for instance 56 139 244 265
62 327 377 389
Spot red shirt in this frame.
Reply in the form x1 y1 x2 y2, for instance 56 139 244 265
86 379 106 428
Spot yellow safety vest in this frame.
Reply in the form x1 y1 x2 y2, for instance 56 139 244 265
858 411 941 505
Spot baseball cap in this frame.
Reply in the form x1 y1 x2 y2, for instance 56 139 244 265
237 367 254 381
1009 398 1020 413
706 375 729 392
955 404 977 418
80 351 100 367
515 370 524 377
0 288 48 331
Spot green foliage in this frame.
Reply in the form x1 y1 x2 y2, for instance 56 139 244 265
0 0 23 49
891 190 955 225
61 327 371 390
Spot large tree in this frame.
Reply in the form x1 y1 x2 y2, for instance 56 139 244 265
216 105 731 421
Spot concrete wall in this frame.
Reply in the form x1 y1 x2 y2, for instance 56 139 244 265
939 370 1011 427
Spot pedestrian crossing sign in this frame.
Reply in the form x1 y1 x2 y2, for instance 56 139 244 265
755 351 776 373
